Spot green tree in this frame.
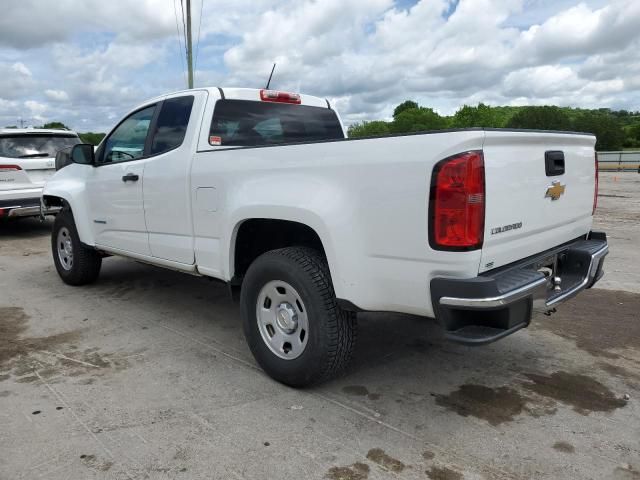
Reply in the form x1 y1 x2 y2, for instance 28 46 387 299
42 121 70 130
390 107 446 133
347 121 391 138
628 123 640 143
393 100 419 119
573 112 625 150
506 106 573 131
79 132 106 145
451 103 503 128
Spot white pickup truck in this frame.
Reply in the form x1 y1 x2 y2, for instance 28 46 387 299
42 87 608 386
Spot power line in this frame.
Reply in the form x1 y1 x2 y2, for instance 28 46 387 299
174 0 195 89
173 0 187 85
180 0 188 59
185 0 193 88
194 0 203 73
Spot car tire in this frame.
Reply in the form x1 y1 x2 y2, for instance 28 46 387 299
52 210 102 286
240 247 357 387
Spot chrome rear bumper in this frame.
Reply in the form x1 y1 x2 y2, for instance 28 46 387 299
431 232 608 345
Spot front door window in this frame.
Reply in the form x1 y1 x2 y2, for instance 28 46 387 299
101 105 155 164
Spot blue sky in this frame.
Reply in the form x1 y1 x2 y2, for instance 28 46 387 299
0 0 638 131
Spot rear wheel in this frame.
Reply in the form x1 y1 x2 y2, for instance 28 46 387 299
240 247 356 387
51 210 102 285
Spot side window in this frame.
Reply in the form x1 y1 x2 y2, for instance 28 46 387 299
101 105 155 164
150 96 194 155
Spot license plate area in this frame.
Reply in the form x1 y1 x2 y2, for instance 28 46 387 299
533 254 559 297
536 248 588 302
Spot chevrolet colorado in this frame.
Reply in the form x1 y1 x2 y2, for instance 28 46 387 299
42 87 608 386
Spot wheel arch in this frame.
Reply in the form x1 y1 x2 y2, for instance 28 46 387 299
228 215 343 298
42 193 95 246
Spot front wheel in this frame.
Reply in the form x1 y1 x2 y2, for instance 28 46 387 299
51 210 102 285
240 247 356 387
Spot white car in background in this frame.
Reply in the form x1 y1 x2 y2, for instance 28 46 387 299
0 128 81 219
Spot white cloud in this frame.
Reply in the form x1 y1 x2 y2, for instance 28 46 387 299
25 100 47 115
0 62 35 101
0 0 174 49
0 0 639 130
44 90 70 102
11 62 32 77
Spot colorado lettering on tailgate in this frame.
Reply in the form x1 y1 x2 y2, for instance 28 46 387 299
490 222 523 235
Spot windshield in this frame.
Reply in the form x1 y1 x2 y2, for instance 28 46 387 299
209 99 344 147
0 134 80 158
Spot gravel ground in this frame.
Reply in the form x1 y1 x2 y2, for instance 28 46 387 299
0 171 638 480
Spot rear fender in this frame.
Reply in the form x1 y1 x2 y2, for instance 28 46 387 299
227 206 339 291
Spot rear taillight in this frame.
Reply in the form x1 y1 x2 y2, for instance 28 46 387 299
429 150 485 250
0 164 22 172
260 89 301 104
593 152 599 215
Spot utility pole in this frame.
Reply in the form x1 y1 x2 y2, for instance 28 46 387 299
186 0 194 89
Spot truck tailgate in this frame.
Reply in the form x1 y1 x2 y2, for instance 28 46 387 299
480 130 596 273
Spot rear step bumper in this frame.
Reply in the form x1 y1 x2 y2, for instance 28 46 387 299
430 231 608 345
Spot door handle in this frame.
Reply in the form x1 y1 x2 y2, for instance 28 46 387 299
122 173 139 182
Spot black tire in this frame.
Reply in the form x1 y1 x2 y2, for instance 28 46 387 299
51 210 102 286
240 247 357 387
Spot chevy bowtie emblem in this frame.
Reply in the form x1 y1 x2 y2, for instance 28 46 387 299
545 180 566 201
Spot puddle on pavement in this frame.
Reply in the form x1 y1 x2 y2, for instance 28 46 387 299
435 369 627 424
422 450 435 460
80 454 114 472
365 448 405 473
534 289 640 358
425 465 464 480
434 384 526 426
326 462 369 480
0 307 80 371
522 371 627 415
553 441 575 453
0 306 141 384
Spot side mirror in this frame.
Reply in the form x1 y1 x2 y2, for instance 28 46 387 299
55 147 73 171
71 143 95 165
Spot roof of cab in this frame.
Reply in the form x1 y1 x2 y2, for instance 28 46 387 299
147 87 329 109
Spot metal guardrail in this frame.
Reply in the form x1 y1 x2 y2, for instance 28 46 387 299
597 151 640 172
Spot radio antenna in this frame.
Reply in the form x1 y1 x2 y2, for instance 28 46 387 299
265 63 276 89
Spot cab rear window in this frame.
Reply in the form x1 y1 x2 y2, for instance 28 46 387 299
209 99 344 147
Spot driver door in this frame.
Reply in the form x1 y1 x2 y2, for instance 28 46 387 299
86 104 157 256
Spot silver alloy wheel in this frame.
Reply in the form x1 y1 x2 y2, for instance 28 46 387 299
56 226 74 271
256 280 309 360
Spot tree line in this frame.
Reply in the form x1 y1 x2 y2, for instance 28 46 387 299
7 105 640 150
348 101 640 151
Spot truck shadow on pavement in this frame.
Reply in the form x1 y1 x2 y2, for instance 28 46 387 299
3 250 637 480
0 217 53 239
91 257 635 426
